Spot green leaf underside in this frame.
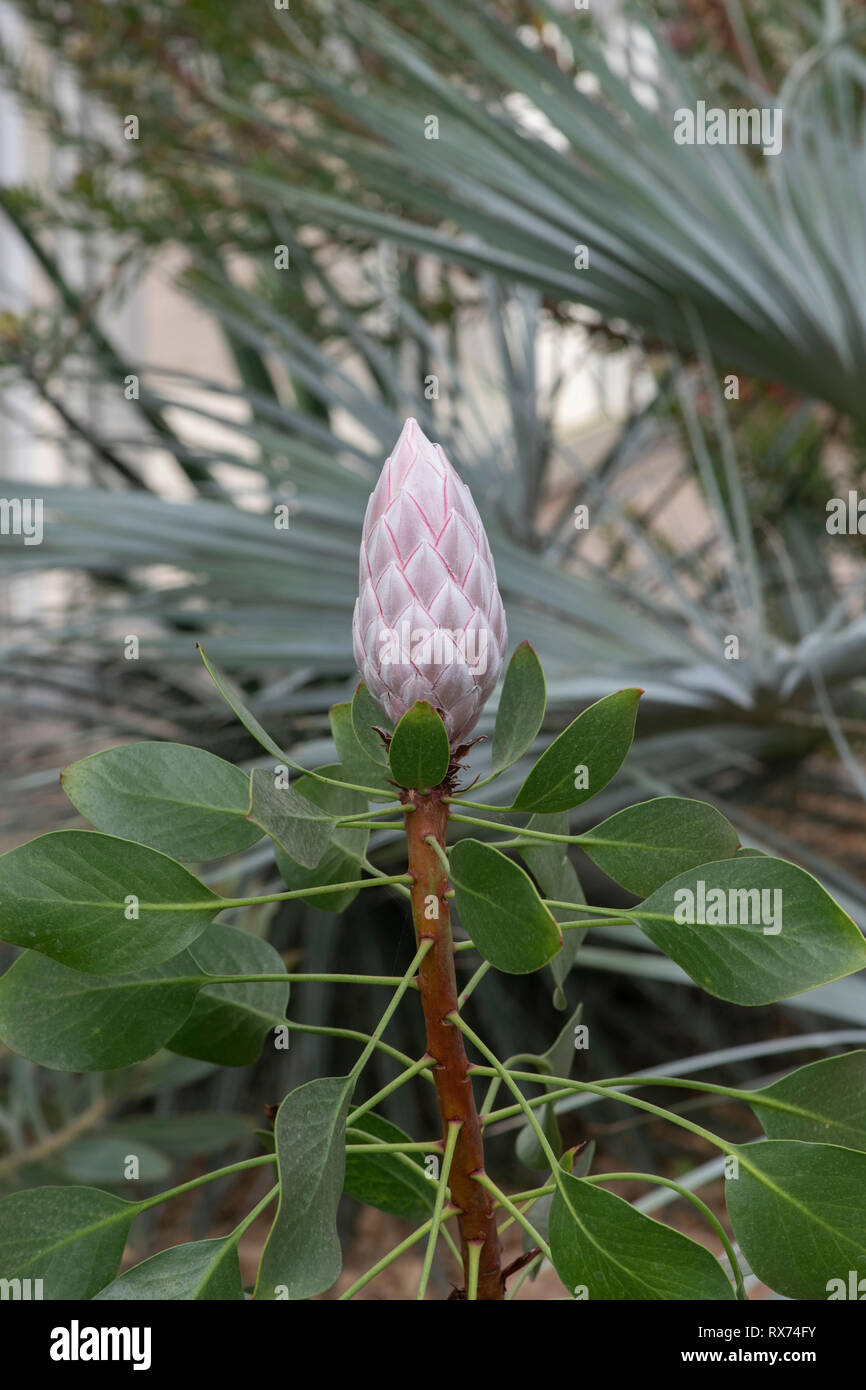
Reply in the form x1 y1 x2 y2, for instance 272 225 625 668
61 742 262 862
519 812 586 1004
330 700 391 793
512 688 641 813
726 1140 866 1300
0 830 221 975
343 1113 435 1222
95 1238 244 1301
388 701 450 790
491 641 546 773
582 796 740 895
550 1171 735 1300
254 1075 355 1300
273 766 369 912
449 838 561 974
0 923 287 1072
749 1051 866 1150
247 768 334 869
0 1186 135 1299
168 922 289 1067
628 857 866 1004
351 682 392 765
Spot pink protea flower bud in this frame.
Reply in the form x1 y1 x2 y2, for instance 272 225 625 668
353 418 507 748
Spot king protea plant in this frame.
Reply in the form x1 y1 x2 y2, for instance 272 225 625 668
1 424 862 1307
353 418 510 1297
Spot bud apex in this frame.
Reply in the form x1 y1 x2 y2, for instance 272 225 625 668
353 418 507 748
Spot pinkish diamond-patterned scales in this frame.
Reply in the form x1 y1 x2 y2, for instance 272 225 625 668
387 421 447 492
379 493 438 563
353 418 506 746
401 542 453 608
361 518 402 586
434 511 479 586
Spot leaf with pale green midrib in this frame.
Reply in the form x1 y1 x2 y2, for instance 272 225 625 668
491 641 546 773
727 1140 866 1300
254 1075 355 1300
388 701 450 790
0 922 287 1072
247 768 334 869
550 1171 735 1300
449 838 561 974
167 922 289 1067
512 689 641 813
0 949 202 1071
61 742 262 862
581 796 739 895
0 830 222 975
748 1051 866 1151
627 857 866 1005
95 1237 244 1301
344 1113 434 1221
0 1186 136 1300
273 766 369 913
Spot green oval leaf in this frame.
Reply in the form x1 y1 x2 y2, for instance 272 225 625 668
581 796 740 896
247 767 334 869
254 1074 355 1300
331 700 391 793
351 682 392 766
95 1238 244 1301
449 839 562 974
511 688 641 813
0 830 222 975
550 1171 735 1300
749 1051 866 1150
344 1113 435 1222
167 922 289 1067
627 857 866 1005
519 813 586 1006
0 1186 135 1299
0 949 201 1071
272 765 369 913
727 1140 866 1300
491 642 546 773
388 701 450 790
61 742 263 862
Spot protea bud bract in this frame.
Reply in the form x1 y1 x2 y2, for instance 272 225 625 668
352 418 507 749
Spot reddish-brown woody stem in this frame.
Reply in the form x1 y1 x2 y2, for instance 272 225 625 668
403 786 504 1300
